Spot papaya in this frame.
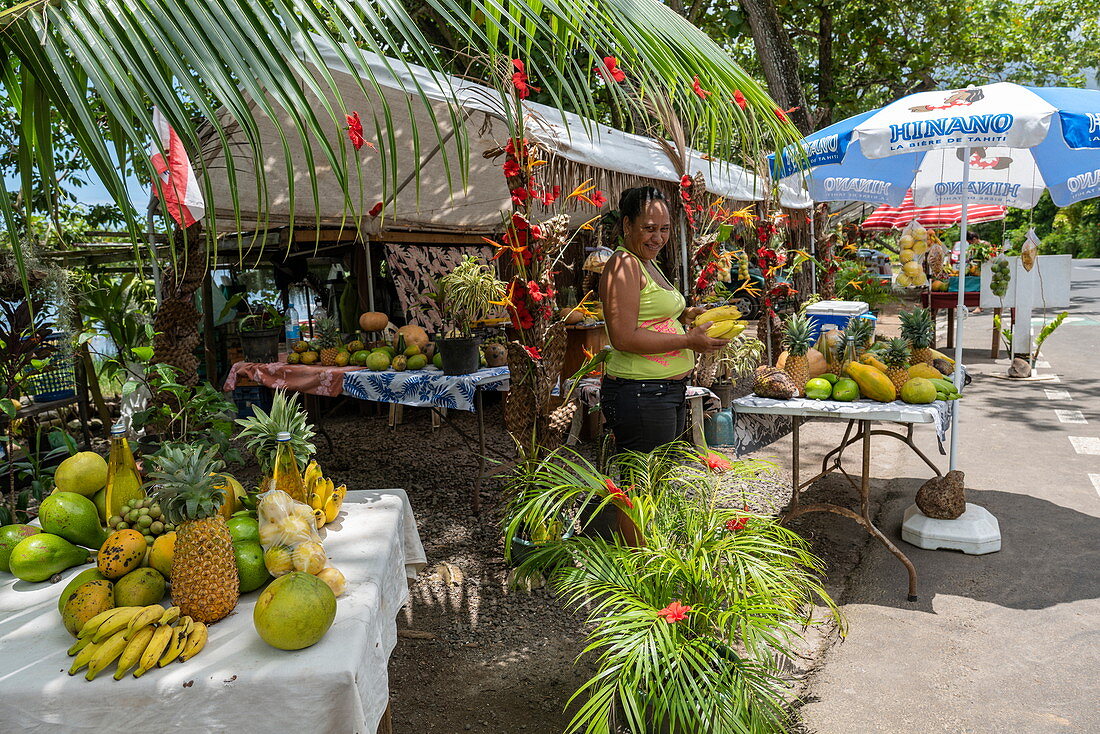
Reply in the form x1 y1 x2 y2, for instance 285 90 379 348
8 534 92 582
57 567 109 614
908 363 943 381
97 529 148 580
38 492 107 549
61 579 115 637
844 361 896 402
860 353 890 373
0 524 42 572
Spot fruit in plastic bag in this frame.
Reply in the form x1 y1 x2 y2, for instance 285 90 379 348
292 542 327 575
264 546 294 577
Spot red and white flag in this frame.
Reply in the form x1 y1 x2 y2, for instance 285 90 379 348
150 107 204 228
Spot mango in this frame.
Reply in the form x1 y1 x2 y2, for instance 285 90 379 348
38 492 107 549
97 529 148 579
8 534 92 582
113 567 166 606
57 567 109 614
0 524 42 572
62 579 115 637
53 451 108 497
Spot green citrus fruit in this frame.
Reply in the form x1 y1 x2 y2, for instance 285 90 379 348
900 377 937 404
831 378 859 402
227 516 260 544
804 378 833 400
352 350 371 366
432 353 443 369
253 572 336 649
818 373 839 385
234 540 273 593
406 354 428 370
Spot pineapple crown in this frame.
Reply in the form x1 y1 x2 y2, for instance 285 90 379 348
881 337 912 369
781 314 813 356
316 317 340 349
846 317 875 349
899 308 934 349
234 389 316 473
145 443 228 525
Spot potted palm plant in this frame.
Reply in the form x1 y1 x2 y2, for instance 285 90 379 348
238 303 285 363
433 257 506 375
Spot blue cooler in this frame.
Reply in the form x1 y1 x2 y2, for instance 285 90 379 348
804 300 870 342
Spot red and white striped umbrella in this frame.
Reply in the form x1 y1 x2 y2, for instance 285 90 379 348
861 190 1005 230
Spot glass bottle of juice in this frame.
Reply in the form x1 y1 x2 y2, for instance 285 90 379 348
838 335 859 378
105 423 145 520
271 431 307 504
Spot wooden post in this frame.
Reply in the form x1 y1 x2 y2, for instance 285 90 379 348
991 307 1002 359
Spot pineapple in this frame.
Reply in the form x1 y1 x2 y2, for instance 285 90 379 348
900 307 935 365
148 445 239 624
781 314 814 395
235 389 316 478
846 317 875 356
881 337 913 393
317 317 341 366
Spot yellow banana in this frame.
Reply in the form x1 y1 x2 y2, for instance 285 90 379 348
159 626 187 667
80 606 134 640
694 305 742 327
179 622 208 662
323 493 340 523
68 635 94 657
85 629 130 681
125 605 165 639
91 607 144 642
114 625 157 680
303 460 323 490
69 638 104 675
313 508 327 529
158 606 181 626
706 320 745 339
178 616 194 636
134 624 175 678
309 491 324 512
929 348 955 365
333 484 347 505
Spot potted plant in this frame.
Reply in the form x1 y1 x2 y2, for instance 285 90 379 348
433 256 506 375
237 303 285 363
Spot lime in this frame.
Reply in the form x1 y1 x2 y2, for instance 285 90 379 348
234 540 273 593
432 353 443 369
227 516 261 544
804 378 833 400
831 378 859 402
818 373 839 385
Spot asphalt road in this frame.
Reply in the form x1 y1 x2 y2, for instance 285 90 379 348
798 259 1100 733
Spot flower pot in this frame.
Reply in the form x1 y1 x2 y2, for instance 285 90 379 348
239 327 282 363
438 336 481 375
508 515 575 567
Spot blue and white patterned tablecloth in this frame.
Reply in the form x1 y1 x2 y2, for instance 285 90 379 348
342 366 510 411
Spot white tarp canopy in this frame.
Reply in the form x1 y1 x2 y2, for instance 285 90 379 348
200 33 809 235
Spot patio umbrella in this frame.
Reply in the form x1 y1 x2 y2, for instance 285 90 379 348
773 82 1100 469
861 190 1005 230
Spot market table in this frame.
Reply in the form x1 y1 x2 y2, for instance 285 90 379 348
732 396 953 602
0 489 426 734
342 367 510 513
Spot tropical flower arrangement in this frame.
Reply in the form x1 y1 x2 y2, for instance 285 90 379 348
503 444 840 733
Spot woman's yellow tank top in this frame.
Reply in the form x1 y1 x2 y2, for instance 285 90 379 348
605 247 695 380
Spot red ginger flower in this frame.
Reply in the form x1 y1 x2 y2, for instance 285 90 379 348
691 76 711 99
346 111 365 150
725 516 747 533
502 158 521 178
733 89 747 110
703 452 732 473
657 601 692 623
522 345 541 361
590 190 607 208
368 201 383 218
596 56 626 83
511 59 540 99
603 477 634 509
511 186 530 206
540 185 561 206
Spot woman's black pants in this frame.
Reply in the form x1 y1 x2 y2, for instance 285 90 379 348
599 375 688 454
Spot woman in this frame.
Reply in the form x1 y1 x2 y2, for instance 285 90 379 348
599 187 729 453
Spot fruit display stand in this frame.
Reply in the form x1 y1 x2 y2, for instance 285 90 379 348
731 395 954 602
342 366 510 513
223 355 368 398
0 489 426 734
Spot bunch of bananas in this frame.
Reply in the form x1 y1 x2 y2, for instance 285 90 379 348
67 605 208 681
694 305 746 339
304 460 347 529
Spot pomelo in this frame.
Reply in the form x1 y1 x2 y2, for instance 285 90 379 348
253 571 337 650
53 452 108 497
365 351 391 371
900 377 937 404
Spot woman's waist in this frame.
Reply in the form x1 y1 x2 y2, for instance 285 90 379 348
603 374 690 386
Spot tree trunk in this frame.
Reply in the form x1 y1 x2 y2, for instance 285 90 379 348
815 3 835 130
740 0 811 134
151 225 206 385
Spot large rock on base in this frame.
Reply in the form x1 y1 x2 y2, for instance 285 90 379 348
915 470 966 520
1007 357 1032 378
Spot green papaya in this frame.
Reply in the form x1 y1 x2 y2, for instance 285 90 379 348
57 567 110 614
38 492 107 549
8 534 92 583
0 524 42 572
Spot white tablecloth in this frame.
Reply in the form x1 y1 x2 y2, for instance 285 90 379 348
0 489 426 734
342 365 510 411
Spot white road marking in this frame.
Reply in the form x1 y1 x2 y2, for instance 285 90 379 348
1049 374 1061 382
1069 436 1100 455
1045 389 1072 400
1035 360 1051 368
1091 474 1100 499
1055 410 1088 424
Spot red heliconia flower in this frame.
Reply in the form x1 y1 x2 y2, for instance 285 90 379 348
511 212 531 231
774 106 799 123
503 158 522 178
511 186 530 207
596 56 626 83
657 601 692 624
725 516 747 533
529 224 543 240
511 59 540 99
691 76 712 99
702 451 732 473
603 477 634 509
505 137 528 157
733 89 747 110
506 280 535 330
368 201 384 218
527 280 555 303
523 345 542 361
346 111 365 150
590 190 607 208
